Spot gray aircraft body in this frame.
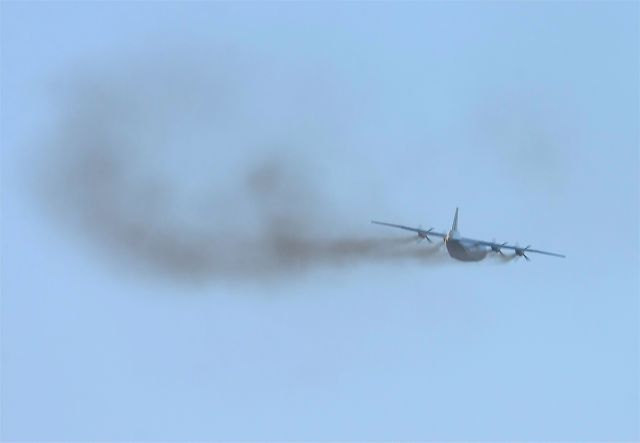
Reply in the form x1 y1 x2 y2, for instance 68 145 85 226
372 208 565 262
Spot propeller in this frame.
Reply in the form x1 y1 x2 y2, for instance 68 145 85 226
417 226 435 243
514 245 532 261
490 240 508 255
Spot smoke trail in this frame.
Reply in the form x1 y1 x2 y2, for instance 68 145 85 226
38 52 450 282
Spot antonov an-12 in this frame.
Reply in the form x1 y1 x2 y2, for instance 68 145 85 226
372 208 565 261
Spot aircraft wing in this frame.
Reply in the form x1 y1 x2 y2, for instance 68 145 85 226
462 237 566 258
371 221 447 239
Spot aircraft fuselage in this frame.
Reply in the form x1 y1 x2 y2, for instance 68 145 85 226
445 233 489 262
442 207 488 262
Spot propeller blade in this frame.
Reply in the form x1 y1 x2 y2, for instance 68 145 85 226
425 228 434 243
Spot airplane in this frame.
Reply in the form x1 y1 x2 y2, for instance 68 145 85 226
372 208 565 262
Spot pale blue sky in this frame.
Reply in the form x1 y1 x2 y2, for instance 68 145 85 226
1 2 638 441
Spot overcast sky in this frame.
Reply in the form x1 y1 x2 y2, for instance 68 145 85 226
2 2 638 441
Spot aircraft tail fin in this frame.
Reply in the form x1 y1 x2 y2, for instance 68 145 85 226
451 207 459 232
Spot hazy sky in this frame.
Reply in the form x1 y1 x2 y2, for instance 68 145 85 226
2 2 638 441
